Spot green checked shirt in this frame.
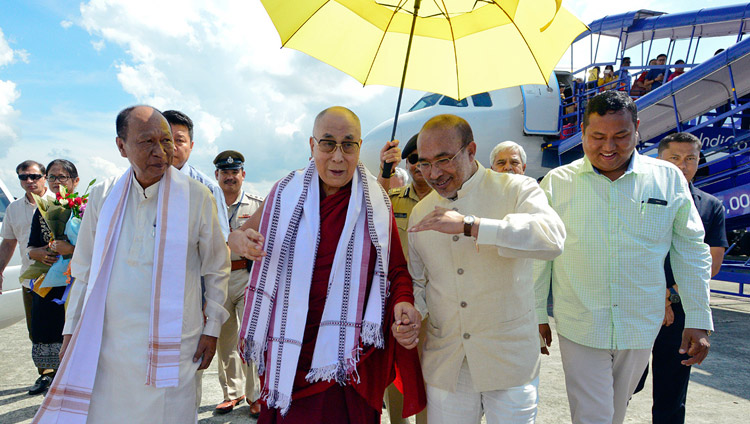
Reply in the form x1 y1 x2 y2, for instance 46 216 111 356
533 152 713 350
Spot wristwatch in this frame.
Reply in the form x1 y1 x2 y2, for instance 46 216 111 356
668 286 681 304
463 215 476 237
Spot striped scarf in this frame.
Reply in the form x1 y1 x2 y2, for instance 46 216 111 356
238 160 392 415
33 167 190 423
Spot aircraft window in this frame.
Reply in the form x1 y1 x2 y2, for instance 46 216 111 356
0 190 10 223
409 93 442 112
439 96 468 107
471 92 492 107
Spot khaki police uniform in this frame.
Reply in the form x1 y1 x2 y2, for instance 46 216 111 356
389 184 422 262
216 191 264 402
386 183 428 424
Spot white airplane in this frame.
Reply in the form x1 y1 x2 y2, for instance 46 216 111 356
0 177 24 330
360 71 570 179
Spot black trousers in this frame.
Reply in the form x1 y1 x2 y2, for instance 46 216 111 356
634 302 692 424
652 302 692 424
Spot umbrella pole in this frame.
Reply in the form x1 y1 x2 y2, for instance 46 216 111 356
382 0 421 179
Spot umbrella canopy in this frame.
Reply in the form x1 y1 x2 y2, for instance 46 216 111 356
262 0 587 100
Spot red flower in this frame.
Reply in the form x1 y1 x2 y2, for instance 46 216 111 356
74 197 83 206
68 199 75 208
56 193 63 200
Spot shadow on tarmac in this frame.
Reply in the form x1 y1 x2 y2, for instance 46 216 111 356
689 307 750 400
0 405 41 424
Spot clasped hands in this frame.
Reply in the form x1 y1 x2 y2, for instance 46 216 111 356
391 302 421 350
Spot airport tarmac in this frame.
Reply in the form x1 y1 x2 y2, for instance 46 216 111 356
0 282 748 423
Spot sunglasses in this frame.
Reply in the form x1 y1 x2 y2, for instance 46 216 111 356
407 154 419 165
18 174 43 181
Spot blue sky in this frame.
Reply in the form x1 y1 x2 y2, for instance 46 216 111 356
0 0 744 198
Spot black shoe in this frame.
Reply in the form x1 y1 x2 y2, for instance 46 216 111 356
29 375 52 395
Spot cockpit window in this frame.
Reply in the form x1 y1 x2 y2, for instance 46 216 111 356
471 92 492 107
409 93 442 112
439 96 468 107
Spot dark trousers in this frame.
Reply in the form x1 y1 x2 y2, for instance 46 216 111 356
652 302 691 424
635 302 691 423
23 287 49 375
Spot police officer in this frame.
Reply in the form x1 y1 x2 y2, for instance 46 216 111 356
388 134 433 260
383 134 432 424
212 150 264 417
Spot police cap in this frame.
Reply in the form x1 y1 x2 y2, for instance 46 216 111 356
214 150 245 170
401 133 419 159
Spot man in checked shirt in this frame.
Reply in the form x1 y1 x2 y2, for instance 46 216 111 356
534 91 713 424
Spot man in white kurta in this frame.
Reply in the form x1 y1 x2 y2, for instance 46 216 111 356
35 106 229 423
407 114 566 424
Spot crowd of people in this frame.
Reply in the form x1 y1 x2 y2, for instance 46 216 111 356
564 54 691 131
0 90 722 424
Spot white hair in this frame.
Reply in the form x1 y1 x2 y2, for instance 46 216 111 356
392 167 410 187
489 141 527 165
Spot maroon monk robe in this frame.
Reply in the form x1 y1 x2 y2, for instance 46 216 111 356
258 182 426 423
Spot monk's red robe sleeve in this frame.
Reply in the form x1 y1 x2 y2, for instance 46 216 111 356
353 214 427 418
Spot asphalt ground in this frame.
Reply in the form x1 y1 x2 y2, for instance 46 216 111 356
1 281 748 423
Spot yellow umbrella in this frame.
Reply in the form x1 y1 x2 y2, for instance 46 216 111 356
261 0 586 173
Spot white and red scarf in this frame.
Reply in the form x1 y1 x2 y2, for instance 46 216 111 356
33 167 190 424
238 160 392 415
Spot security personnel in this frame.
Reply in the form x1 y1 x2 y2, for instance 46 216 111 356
384 134 432 424
212 150 264 418
388 134 433 260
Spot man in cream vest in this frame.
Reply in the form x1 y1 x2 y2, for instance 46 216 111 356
407 114 566 424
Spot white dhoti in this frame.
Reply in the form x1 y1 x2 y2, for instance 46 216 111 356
34 168 229 423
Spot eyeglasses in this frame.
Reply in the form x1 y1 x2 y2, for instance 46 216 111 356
312 136 361 155
47 175 71 182
415 145 466 173
18 174 43 181
407 153 419 165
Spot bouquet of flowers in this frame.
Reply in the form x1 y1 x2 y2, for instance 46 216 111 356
21 179 95 286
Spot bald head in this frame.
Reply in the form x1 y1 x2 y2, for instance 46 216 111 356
115 105 173 188
116 105 166 141
419 114 474 148
313 106 361 138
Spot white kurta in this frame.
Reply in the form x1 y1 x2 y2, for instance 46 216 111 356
65 173 230 423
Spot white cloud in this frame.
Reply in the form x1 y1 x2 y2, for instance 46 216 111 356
91 39 105 52
0 27 22 157
0 28 15 67
0 80 20 146
60 20 74 29
88 156 128 179
0 27 29 67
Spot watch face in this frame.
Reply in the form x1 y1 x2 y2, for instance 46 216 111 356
669 293 681 304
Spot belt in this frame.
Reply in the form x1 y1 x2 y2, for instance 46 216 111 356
231 259 249 271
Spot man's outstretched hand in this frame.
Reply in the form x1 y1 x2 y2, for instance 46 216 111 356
193 335 218 370
408 207 467 235
227 228 266 261
392 302 422 350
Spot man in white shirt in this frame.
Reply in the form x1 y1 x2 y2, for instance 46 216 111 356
407 114 566 424
0 160 55 393
33 105 230 423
